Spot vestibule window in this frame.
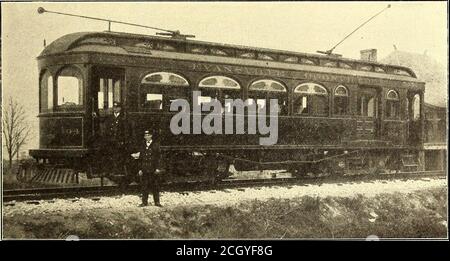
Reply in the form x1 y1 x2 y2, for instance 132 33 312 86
386 90 400 119
412 94 421 120
358 95 377 117
334 85 349 115
248 79 287 115
98 78 121 110
40 70 53 112
56 67 83 110
140 72 189 111
293 83 328 116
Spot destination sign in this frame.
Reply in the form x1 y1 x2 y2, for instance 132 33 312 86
187 62 421 88
43 54 422 89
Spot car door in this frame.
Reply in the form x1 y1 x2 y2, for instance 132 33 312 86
356 87 379 140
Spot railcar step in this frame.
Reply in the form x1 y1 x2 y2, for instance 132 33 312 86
347 156 365 168
401 154 419 171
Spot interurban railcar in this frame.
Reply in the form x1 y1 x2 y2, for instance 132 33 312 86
25 31 427 184
423 103 447 172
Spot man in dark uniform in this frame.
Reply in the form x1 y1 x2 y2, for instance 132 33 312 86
103 102 130 176
137 130 162 207
106 102 128 147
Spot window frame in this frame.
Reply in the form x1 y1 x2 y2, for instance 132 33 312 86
197 75 242 114
385 89 400 119
411 93 421 120
141 72 190 86
358 94 378 118
293 83 329 116
199 75 240 90
333 85 349 116
97 77 122 111
248 79 288 115
39 70 54 113
139 72 190 112
54 66 84 112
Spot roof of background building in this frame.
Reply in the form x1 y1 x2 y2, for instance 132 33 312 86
381 50 447 107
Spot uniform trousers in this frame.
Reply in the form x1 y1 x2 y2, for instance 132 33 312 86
141 171 160 205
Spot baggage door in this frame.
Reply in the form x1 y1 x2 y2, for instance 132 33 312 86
356 88 379 140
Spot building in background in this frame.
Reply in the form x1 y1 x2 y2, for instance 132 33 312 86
381 50 447 107
381 50 447 171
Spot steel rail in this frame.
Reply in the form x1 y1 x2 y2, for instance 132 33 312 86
3 170 446 202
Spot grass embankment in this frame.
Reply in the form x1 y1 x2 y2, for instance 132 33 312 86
3 188 447 239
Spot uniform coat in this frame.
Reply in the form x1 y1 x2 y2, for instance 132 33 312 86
103 112 129 148
101 112 131 174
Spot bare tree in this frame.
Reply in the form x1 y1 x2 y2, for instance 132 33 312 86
2 97 31 171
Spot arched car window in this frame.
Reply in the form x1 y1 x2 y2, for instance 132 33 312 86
40 70 53 112
412 94 421 120
386 90 400 119
248 79 287 115
140 72 189 111
293 83 329 115
199 76 240 89
141 72 189 86
56 66 83 110
334 85 349 115
198 76 241 113
249 80 286 92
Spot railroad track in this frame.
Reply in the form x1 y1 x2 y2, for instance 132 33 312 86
3 170 446 202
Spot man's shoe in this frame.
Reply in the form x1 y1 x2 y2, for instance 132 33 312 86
155 203 162 207
139 203 148 207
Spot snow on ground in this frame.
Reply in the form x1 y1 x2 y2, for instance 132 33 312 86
3 178 447 217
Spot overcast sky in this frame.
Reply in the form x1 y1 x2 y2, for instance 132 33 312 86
1 1 448 152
